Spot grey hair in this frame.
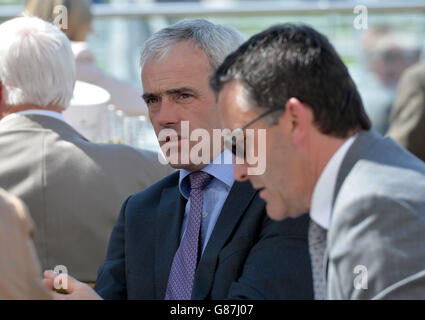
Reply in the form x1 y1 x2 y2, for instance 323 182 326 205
0 17 75 109
140 19 245 71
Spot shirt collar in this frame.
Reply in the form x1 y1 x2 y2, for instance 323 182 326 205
0 110 65 126
179 149 235 199
310 134 358 230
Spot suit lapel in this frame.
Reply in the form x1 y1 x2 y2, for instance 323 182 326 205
191 180 257 299
154 185 187 299
1 114 90 142
325 130 380 282
332 130 380 209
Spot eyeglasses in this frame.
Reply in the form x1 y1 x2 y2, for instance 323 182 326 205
224 108 283 157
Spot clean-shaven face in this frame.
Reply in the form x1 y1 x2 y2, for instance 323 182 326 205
142 41 224 171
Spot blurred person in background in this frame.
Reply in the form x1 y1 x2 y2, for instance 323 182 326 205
360 26 421 134
387 60 425 163
23 0 148 140
24 0 147 117
0 17 172 284
0 188 51 300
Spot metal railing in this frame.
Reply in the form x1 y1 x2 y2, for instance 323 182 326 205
1 1 425 20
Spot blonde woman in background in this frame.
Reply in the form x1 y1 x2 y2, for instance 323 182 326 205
24 0 147 117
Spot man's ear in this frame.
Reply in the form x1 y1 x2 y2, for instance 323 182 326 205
0 81 2 103
284 98 314 145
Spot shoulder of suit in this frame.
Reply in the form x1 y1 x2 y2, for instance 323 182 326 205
335 136 425 209
128 170 180 199
400 61 425 85
43 126 168 171
87 142 163 163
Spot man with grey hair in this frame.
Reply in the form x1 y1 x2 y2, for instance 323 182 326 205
44 19 313 300
0 17 172 284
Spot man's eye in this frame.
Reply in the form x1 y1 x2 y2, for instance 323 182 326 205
146 97 159 105
179 93 192 100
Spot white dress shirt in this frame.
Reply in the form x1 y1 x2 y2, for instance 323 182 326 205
310 135 358 230
0 110 65 126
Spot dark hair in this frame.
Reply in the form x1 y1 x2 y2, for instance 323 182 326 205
211 23 371 138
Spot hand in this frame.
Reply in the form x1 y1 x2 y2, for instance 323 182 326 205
43 270 103 300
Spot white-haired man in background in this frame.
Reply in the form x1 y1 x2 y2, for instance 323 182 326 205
0 17 172 284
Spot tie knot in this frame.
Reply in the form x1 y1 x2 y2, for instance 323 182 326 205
189 172 213 191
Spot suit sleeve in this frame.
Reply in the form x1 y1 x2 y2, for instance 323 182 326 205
387 65 425 161
226 214 314 300
328 195 425 300
94 196 130 300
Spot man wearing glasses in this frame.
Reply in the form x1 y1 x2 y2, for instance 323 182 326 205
43 19 313 300
212 24 425 299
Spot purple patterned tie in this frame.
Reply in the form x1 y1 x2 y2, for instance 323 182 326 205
309 219 327 300
165 171 213 300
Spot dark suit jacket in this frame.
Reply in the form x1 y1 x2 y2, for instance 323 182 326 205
94 171 313 300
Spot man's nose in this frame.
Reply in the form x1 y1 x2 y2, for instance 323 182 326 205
157 98 180 127
234 161 249 182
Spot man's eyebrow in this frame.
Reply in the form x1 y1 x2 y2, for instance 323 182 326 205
142 93 157 101
165 87 198 96
142 88 198 101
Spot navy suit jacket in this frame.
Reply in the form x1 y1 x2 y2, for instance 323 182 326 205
94 171 313 299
